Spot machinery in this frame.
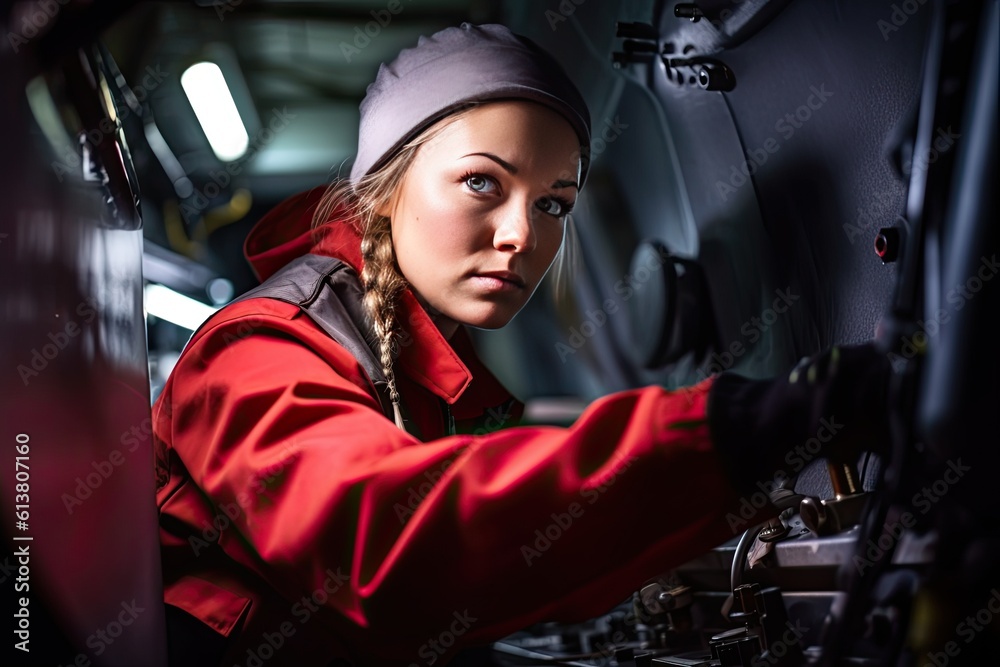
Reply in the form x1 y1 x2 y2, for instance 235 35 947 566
487 3 999 664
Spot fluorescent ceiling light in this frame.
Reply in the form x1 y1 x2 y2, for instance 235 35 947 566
144 283 218 331
181 61 250 161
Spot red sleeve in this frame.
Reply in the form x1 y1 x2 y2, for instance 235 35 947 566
162 305 743 661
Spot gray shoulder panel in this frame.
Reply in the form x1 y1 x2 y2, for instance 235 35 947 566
228 254 393 419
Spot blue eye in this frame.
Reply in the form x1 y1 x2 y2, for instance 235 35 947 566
536 196 573 217
465 174 496 193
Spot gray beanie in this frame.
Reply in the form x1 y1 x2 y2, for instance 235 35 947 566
350 23 591 186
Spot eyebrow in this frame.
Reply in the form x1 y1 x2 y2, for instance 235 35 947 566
462 152 579 190
463 152 518 174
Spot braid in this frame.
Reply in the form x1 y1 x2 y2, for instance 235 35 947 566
311 107 477 432
360 217 408 430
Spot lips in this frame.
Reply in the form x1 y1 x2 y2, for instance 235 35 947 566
474 270 526 288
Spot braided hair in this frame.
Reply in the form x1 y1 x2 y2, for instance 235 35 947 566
311 108 476 430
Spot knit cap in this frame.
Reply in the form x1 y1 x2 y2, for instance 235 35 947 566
350 23 591 186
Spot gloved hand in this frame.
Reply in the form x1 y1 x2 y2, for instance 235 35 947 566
706 343 892 498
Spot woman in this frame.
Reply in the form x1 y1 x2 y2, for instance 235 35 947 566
154 23 887 666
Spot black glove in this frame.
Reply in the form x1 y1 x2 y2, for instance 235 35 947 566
706 343 891 499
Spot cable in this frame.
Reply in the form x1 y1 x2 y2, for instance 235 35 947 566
731 524 764 592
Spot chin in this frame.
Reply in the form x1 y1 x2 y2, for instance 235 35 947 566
452 302 522 330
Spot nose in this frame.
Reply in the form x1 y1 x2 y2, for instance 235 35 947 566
492 199 536 254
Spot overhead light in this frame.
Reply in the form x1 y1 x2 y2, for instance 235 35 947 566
144 283 218 331
181 61 250 161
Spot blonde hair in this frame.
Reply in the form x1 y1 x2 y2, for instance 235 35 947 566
311 105 581 432
311 108 476 430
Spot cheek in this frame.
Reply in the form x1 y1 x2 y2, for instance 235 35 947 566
393 185 444 247
405 198 481 253
393 201 476 277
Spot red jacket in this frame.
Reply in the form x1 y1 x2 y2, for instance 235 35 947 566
153 187 743 666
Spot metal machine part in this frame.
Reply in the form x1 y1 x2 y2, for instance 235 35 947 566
627 240 714 368
1 12 165 665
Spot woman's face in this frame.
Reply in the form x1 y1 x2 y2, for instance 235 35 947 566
385 101 581 337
